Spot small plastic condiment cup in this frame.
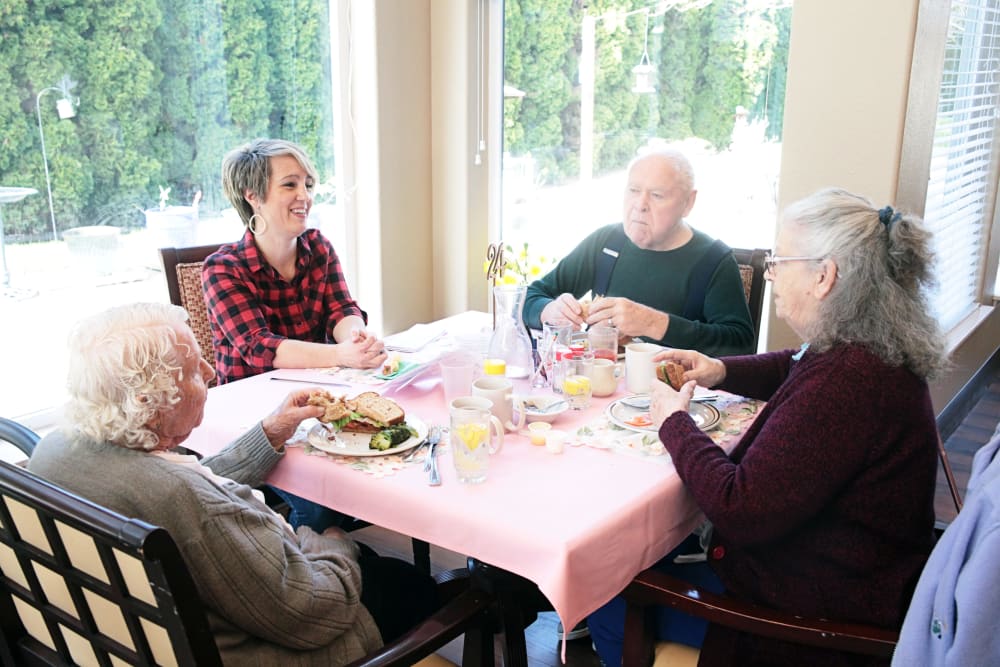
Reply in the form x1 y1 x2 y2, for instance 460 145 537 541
545 429 566 454
528 421 551 446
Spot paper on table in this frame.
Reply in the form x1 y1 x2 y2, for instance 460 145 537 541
384 323 446 353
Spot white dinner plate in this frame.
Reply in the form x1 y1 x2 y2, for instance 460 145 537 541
605 396 720 433
306 416 428 457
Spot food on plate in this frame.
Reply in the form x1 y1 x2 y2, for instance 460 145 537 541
308 390 412 449
370 423 419 451
308 389 354 424
381 352 402 376
624 413 654 428
656 361 686 390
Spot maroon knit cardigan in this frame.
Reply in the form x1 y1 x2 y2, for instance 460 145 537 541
659 344 937 667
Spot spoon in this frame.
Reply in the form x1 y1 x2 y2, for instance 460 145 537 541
620 395 650 410
528 399 568 414
620 393 719 411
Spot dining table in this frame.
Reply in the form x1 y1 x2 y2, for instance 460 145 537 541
181 311 763 664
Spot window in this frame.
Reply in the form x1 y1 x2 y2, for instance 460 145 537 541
0 1 343 423
923 0 1000 331
500 0 791 264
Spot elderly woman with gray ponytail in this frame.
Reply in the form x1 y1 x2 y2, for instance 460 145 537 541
589 188 947 667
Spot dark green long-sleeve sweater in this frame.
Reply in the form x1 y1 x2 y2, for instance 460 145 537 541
523 223 755 356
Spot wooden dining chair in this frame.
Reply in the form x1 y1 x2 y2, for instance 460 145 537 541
158 244 222 380
731 248 768 351
619 427 965 667
0 460 496 667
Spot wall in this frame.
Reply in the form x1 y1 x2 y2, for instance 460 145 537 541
430 0 492 320
355 0 491 333
769 0 919 352
348 1 434 336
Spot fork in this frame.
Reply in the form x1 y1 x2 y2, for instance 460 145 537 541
423 426 442 472
424 426 442 485
427 441 441 486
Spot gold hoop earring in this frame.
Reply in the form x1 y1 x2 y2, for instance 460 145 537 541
248 213 268 235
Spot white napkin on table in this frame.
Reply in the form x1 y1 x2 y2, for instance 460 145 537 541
384 323 446 353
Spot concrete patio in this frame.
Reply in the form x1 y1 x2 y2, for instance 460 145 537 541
0 216 244 423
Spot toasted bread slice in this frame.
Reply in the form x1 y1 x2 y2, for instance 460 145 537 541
656 362 686 391
308 390 352 423
352 392 404 426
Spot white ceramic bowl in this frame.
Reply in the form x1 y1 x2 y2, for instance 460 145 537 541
519 395 569 424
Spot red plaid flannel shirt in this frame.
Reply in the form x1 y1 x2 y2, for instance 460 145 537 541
203 228 365 383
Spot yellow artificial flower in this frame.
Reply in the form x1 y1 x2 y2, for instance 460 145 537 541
484 242 557 285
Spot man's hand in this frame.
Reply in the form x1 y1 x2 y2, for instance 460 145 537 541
540 294 586 329
261 389 324 451
587 296 668 340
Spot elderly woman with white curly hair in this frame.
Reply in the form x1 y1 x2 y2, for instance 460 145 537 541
589 188 949 667
28 302 439 666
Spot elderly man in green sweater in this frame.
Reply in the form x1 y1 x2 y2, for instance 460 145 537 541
523 147 755 357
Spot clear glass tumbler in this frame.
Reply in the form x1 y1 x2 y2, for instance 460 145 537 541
562 373 593 410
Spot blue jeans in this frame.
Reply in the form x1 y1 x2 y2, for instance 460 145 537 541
588 534 724 666
267 486 349 532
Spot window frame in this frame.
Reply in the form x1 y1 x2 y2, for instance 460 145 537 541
898 0 1000 336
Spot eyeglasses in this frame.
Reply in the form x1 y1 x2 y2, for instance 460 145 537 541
763 253 825 274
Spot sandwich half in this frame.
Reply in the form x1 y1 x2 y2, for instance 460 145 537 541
308 390 405 433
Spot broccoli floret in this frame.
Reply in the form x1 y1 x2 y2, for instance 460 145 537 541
369 424 418 451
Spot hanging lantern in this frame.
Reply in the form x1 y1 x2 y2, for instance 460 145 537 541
631 10 656 94
632 59 656 94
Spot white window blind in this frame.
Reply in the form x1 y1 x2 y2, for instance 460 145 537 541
925 0 1000 331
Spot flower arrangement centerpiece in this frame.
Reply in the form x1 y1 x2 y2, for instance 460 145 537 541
484 241 557 286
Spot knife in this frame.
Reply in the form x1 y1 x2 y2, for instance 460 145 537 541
269 377 353 388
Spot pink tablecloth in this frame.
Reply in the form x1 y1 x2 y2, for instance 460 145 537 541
183 323 761 636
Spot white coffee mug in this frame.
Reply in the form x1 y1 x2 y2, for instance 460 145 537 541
589 357 622 397
625 342 662 394
472 376 526 432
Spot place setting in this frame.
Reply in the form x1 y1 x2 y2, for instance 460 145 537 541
295 390 442 476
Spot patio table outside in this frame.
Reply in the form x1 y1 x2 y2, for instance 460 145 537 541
0 216 243 422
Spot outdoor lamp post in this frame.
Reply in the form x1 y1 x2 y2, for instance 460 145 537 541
35 75 78 242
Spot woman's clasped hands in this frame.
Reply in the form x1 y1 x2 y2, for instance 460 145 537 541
338 328 387 369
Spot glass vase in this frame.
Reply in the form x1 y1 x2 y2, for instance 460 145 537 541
487 284 534 379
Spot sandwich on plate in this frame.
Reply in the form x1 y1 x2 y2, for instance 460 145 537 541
308 390 417 450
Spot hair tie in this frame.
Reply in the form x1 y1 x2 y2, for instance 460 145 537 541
877 205 901 231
